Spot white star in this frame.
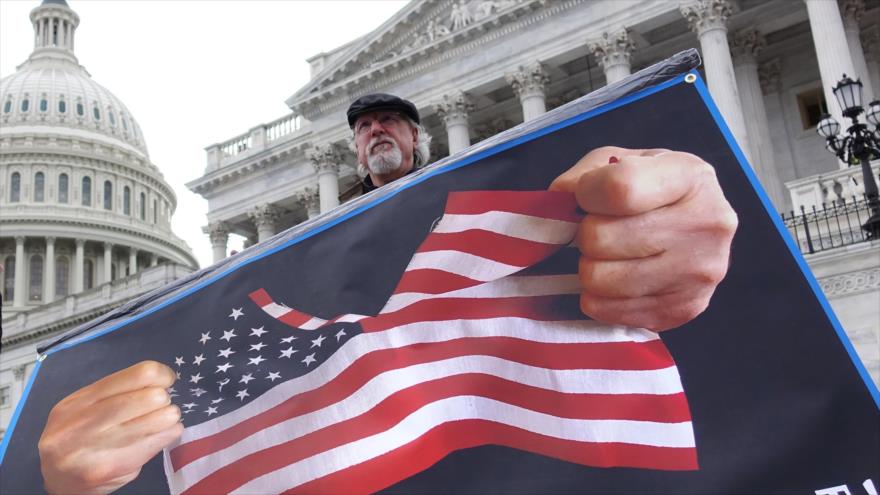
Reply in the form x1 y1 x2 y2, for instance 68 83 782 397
167 387 176 394
211 397 224 404
250 326 267 337
235 389 250 401
221 329 237 342
239 373 254 384
193 354 206 366
189 373 203 384
335 329 347 341
311 334 326 348
183 409 194 414
229 308 244 320
217 378 230 391
248 355 266 366
175 371 181 380
199 332 211 345
216 362 234 373
174 356 185 366
218 347 235 358
249 342 267 352
190 388 206 397
266 371 281 382
205 406 218 416
302 353 317 366
279 347 297 359
280 335 297 343
182 402 197 410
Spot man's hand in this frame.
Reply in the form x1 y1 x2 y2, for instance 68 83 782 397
550 146 738 331
39 361 183 495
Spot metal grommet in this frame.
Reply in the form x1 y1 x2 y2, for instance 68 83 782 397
685 73 697 83
38 354 48 362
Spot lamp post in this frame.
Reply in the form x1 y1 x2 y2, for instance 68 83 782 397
816 74 880 239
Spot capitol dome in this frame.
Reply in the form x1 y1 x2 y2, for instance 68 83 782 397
0 0 197 316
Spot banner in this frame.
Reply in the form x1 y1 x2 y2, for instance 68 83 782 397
1 50 878 494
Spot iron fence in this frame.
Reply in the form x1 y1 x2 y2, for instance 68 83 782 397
781 195 878 255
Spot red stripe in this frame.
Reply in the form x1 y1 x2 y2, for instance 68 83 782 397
416 230 562 267
277 310 313 328
170 337 675 470
392 269 483 295
444 191 583 223
183 373 692 494
363 294 584 332
290 420 697 495
248 289 272 307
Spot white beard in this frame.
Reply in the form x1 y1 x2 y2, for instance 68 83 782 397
366 139 403 175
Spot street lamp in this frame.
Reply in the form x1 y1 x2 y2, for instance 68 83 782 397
816 74 880 239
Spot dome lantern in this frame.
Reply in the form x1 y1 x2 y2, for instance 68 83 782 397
29 0 80 65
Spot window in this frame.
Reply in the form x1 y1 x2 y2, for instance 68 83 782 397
103 180 112 210
21 98 29 112
29 255 43 302
109 111 116 126
34 172 45 202
3 100 11 113
58 99 66 114
81 176 92 206
111 263 116 281
3 256 14 302
797 88 828 130
93 106 101 120
76 101 84 116
123 186 131 215
122 116 128 131
58 173 68 203
153 199 157 223
139 192 146 220
84 259 94 290
39 96 48 112
10 172 20 202
55 256 69 297
0 386 10 408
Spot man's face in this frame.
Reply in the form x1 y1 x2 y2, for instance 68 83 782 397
353 111 418 181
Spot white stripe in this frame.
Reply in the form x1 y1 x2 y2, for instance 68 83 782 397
433 212 578 245
230 396 694 494
262 302 291 319
166 356 686 492
404 250 524 282
176 318 658 444
298 316 327 330
382 274 580 314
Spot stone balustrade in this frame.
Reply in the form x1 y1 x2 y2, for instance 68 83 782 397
786 161 880 211
206 112 306 172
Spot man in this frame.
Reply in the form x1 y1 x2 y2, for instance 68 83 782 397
37 94 737 494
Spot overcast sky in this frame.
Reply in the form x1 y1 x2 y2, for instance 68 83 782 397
0 0 408 267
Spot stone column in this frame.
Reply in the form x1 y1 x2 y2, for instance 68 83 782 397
435 91 474 154
13 236 26 307
73 239 84 293
151 254 159 267
102 242 113 283
804 0 857 169
205 221 229 263
309 144 342 214
588 28 636 85
731 30 784 208
249 203 284 242
861 27 880 102
681 0 751 160
129 248 138 276
297 187 321 219
506 62 550 122
44 236 55 303
841 0 874 102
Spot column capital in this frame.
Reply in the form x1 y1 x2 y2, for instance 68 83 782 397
14 236 25 245
862 26 880 60
681 0 733 35
248 203 285 230
46 236 56 245
840 0 865 28
12 364 27 379
296 187 321 216
588 29 636 70
103 241 113 250
75 239 86 248
505 62 550 100
130 247 139 255
434 91 474 127
204 221 230 246
730 29 765 64
758 58 783 95
308 143 342 175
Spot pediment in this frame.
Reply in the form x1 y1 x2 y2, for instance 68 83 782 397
286 0 545 116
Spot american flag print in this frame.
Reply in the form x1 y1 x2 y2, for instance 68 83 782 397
162 190 698 495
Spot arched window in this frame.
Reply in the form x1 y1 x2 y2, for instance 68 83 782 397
83 259 94 290
3 100 11 113
10 172 20 202
58 98 66 114
108 111 116 126
29 255 43 302
58 173 69 203
93 105 101 120
21 98 29 112
121 116 128 131
76 100 84 117
81 176 92 206
34 172 45 202
139 192 146 220
55 256 69 297
3 256 15 302
103 180 112 210
123 186 131 215
39 97 48 112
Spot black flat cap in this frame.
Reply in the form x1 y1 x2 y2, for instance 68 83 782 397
347 93 420 127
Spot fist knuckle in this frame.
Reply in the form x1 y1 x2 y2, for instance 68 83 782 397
133 360 169 385
605 166 639 211
143 386 171 408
